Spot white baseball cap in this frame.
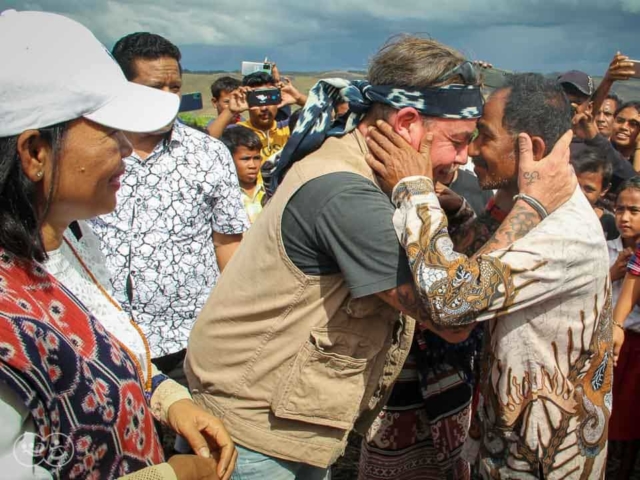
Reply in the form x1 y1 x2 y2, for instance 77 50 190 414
0 10 180 137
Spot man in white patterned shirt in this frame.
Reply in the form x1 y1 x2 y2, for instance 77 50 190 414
91 32 249 380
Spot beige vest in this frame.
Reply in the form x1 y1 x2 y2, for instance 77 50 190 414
185 130 415 468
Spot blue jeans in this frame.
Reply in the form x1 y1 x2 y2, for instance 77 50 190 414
231 444 331 480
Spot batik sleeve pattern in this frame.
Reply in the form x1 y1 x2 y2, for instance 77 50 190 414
391 176 515 327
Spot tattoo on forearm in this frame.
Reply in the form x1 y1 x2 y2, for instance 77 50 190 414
477 202 539 256
504 207 537 242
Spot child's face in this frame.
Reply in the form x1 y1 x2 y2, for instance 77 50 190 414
212 90 233 115
577 170 607 207
233 146 262 186
615 189 640 240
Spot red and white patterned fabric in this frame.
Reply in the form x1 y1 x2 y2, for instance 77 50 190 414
627 244 640 277
0 249 163 478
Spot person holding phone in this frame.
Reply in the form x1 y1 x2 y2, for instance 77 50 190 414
561 54 638 193
224 72 293 161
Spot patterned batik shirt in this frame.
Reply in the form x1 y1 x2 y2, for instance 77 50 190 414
91 121 249 357
391 177 612 480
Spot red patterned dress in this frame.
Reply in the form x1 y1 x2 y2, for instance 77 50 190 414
0 249 164 478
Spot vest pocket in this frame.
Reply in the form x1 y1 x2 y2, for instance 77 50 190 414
271 329 371 430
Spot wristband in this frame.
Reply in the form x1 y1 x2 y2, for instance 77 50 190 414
613 320 625 330
513 193 549 220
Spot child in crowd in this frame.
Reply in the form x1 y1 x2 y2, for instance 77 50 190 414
210 76 242 118
206 76 242 137
221 126 265 224
571 147 618 240
610 176 640 480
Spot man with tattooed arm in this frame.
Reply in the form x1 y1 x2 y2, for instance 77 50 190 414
367 73 612 479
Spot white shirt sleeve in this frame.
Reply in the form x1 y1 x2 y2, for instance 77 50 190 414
0 382 52 479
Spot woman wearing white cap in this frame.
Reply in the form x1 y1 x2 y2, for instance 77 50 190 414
0 10 236 480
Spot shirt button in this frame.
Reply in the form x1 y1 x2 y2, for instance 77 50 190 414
135 198 142 205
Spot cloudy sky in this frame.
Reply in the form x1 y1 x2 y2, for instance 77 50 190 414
5 0 640 75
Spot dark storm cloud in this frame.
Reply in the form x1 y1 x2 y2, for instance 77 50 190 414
3 0 639 74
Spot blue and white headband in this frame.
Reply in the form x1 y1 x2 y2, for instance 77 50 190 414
263 71 484 195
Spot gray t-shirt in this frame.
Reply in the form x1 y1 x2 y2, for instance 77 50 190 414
282 172 413 299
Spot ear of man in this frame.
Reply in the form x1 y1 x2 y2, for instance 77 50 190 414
391 107 426 152
530 136 546 161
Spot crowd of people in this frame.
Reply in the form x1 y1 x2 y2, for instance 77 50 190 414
1 7 640 480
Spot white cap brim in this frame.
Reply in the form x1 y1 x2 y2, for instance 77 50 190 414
84 80 180 133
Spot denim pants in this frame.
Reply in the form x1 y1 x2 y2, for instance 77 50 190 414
231 444 331 480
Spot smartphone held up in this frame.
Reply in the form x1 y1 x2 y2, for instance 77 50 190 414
179 92 203 112
242 61 273 77
247 88 281 108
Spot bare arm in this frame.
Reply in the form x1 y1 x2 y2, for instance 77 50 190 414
206 109 236 139
213 232 243 271
207 88 250 139
633 150 640 172
278 77 308 109
474 202 539 256
634 135 640 172
614 273 640 326
590 52 635 118
612 272 640 365
611 248 635 282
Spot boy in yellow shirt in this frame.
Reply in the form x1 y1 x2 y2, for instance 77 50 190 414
221 126 265 224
